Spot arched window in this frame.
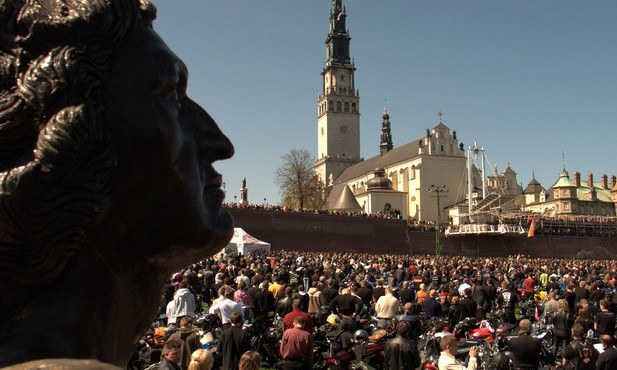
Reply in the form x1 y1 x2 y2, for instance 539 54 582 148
329 100 334 111
336 101 341 111
352 103 356 112
344 102 349 112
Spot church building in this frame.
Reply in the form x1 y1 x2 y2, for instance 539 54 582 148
316 0 469 222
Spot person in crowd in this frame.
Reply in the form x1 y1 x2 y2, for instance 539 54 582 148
580 299 599 320
508 319 542 370
448 295 465 327
459 288 478 320
596 334 617 370
375 285 400 328
574 308 594 334
552 299 572 357
233 281 250 308
283 299 314 333
249 278 275 325
280 316 314 370
546 275 561 295
594 299 616 337
238 351 261 370
173 280 197 326
277 287 295 318
209 287 243 330
157 339 183 370
496 281 519 324
523 273 536 301
329 287 362 319
399 280 416 305
372 278 387 303
437 334 478 370
470 278 487 319
458 278 471 297
322 280 339 306
397 302 421 341
574 280 591 307
544 291 559 322
416 283 429 304
384 320 421 370
167 317 202 370
422 289 443 319
295 284 310 312
217 312 251 370
562 323 598 370
187 349 214 370
307 282 325 317
356 280 374 307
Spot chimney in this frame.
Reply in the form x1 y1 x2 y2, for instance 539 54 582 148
612 176 616 189
574 172 581 187
602 174 608 189
588 173 594 188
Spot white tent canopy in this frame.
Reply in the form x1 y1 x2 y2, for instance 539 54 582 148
220 228 271 257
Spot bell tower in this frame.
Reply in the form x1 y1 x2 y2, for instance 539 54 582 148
316 0 361 187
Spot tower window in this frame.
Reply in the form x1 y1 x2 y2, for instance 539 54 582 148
352 103 356 112
344 102 349 112
329 100 334 111
341 75 345 81
336 101 341 111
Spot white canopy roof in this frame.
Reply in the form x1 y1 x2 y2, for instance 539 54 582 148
220 227 271 256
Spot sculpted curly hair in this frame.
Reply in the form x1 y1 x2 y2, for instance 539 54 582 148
0 0 155 325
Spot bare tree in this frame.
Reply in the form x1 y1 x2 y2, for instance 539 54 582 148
274 148 325 210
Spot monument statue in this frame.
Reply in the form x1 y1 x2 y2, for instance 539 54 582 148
0 0 234 367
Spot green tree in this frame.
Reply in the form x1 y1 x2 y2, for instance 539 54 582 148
274 148 325 210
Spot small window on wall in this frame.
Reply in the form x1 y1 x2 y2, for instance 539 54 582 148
563 189 569 196
336 101 341 111
352 103 356 111
554 190 559 198
384 203 392 211
563 202 569 211
344 102 349 112
329 100 334 111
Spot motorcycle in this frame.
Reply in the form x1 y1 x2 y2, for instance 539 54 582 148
317 327 390 369
248 313 283 367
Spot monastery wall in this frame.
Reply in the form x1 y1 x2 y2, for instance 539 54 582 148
226 208 617 259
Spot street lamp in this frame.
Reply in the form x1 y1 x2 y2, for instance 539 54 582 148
429 184 448 256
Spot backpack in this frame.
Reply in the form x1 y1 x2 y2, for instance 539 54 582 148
566 340 598 370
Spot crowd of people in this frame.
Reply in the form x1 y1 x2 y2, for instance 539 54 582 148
143 250 617 370
224 202 403 219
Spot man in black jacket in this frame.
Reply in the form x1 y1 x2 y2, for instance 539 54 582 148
508 319 542 370
384 320 420 370
217 312 251 370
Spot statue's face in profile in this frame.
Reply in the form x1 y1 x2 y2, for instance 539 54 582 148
103 22 234 254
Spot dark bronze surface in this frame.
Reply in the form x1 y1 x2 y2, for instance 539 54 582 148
0 1 233 367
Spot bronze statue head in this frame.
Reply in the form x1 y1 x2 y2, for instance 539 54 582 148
0 0 234 366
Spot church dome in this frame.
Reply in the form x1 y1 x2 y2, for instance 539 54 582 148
366 168 392 190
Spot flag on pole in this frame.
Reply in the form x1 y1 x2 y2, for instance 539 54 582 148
527 217 536 238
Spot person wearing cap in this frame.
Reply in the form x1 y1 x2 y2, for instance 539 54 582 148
507 319 542 369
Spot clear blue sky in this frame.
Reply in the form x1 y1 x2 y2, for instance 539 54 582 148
151 0 617 205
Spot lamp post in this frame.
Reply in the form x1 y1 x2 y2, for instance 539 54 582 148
429 184 448 256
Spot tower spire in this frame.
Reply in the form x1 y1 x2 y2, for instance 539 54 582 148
380 107 393 156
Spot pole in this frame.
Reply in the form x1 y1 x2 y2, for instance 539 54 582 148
429 185 448 256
